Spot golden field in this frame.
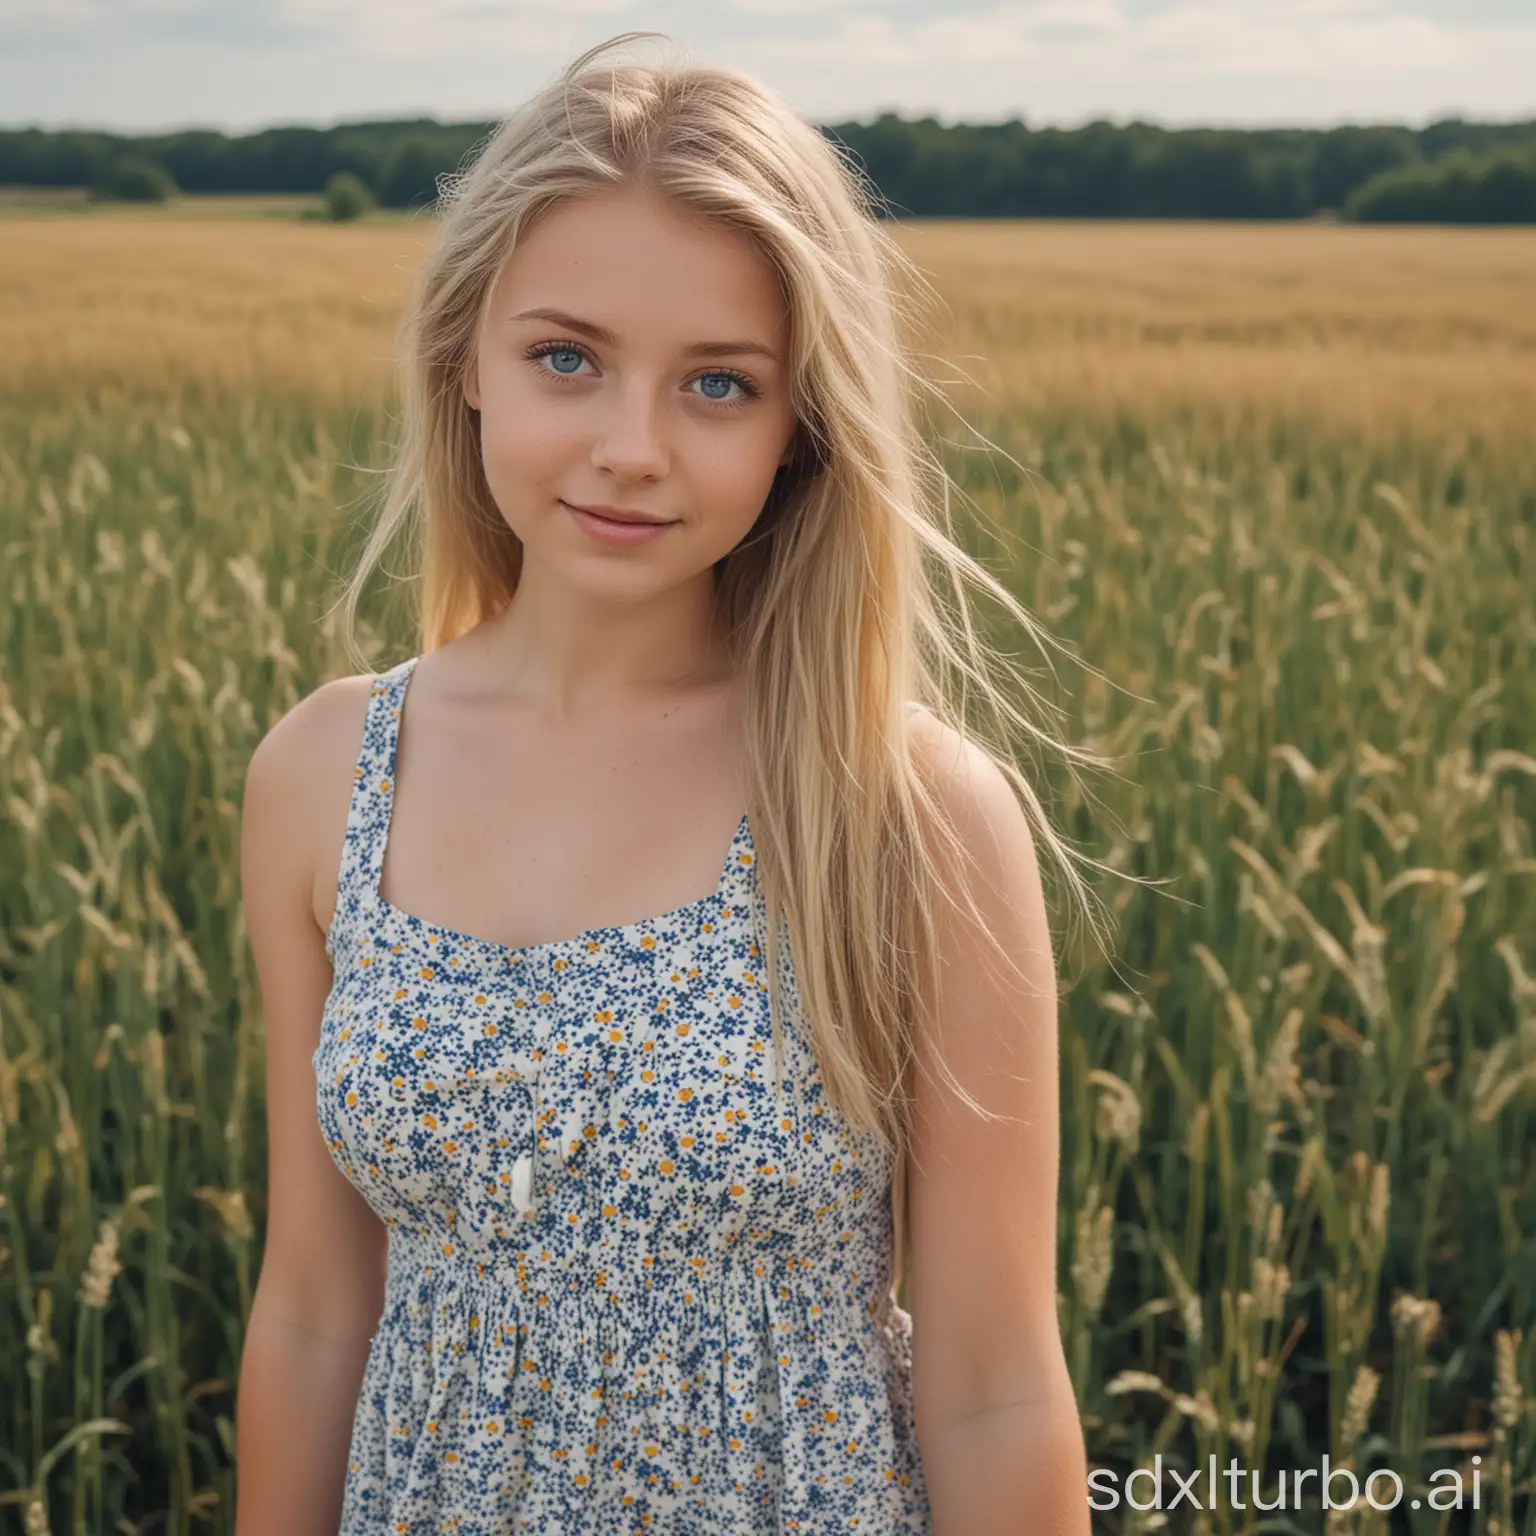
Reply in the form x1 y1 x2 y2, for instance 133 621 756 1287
1 209 1533 1534
3 215 1533 435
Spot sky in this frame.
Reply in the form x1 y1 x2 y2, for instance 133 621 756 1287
2 0 1533 135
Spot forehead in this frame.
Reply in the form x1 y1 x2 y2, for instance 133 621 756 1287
490 186 788 343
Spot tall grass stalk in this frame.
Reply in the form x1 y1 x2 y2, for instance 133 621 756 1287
1 319 1532 1531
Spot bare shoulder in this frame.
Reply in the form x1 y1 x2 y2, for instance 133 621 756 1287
904 704 1039 889
242 670 377 939
239 669 391 1336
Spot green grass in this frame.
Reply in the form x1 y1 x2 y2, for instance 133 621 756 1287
0 188 416 223
1 378 1532 1533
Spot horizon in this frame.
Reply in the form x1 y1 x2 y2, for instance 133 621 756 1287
5 106 1536 141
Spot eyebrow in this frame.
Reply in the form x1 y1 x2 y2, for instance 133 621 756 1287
510 306 781 364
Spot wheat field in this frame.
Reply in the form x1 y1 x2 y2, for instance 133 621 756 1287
5 217 1533 434
1 212 1533 1534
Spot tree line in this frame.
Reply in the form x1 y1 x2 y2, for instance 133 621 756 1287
3 114 1533 222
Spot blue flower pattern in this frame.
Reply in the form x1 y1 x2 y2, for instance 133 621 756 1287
313 655 933 1533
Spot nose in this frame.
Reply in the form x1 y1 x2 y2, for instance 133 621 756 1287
588 377 669 482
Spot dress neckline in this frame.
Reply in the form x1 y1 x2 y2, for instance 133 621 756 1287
355 654 755 965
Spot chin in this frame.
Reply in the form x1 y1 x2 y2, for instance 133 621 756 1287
538 543 702 592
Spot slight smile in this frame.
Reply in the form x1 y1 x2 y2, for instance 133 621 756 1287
560 500 679 526
560 500 681 546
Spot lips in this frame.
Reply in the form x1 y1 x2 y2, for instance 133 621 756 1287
562 501 679 548
563 501 676 526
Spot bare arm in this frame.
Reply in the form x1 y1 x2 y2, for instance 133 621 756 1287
234 683 388 1536
906 717 1091 1536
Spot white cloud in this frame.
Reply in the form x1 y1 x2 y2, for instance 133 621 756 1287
284 0 639 42
1 0 1531 128
19 0 182 17
3 0 638 48
925 1 1126 57
747 0 1534 93
1137 2 1453 74
728 0 871 14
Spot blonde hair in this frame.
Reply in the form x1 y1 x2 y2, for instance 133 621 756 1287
332 32 1125 1300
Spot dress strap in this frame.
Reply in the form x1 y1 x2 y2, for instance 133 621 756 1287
716 811 756 915
329 656 419 955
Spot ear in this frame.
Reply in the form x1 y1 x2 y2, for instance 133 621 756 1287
463 361 481 413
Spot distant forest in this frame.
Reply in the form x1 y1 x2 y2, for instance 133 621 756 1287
4 114 1535 221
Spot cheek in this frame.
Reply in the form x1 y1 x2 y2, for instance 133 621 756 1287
476 393 567 487
693 429 787 515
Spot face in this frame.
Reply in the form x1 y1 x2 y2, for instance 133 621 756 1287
463 184 800 602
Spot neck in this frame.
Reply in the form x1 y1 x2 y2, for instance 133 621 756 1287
479 567 733 718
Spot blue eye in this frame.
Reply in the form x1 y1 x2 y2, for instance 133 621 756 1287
690 371 761 407
524 341 760 408
525 342 593 378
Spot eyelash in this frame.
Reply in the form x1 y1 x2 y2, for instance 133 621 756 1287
522 340 762 409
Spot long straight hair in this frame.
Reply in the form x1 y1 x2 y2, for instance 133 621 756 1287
331 32 1124 1300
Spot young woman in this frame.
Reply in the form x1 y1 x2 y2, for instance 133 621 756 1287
236 32 1102 1536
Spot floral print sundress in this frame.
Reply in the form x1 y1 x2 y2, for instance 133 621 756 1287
313 655 934 1534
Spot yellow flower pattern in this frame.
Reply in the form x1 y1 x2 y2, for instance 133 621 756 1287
314 656 932 1533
